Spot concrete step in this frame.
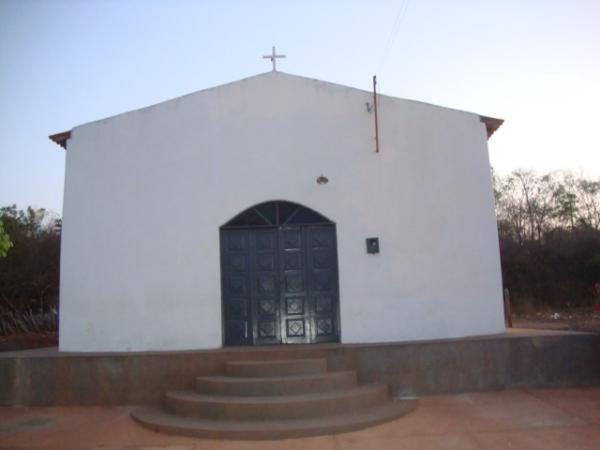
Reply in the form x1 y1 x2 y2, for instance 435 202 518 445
132 398 418 440
196 370 358 396
164 383 389 420
225 358 327 378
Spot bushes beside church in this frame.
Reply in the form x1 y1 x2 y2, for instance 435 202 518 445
0 205 60 335
494 170 600 309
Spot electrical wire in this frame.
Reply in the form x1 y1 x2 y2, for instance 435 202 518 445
377 0 411 75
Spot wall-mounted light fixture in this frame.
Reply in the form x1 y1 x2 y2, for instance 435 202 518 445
316 175 329 185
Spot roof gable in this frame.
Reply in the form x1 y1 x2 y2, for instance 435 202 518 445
49 71 502 149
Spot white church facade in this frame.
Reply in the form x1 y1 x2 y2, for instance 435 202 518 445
51 70 505 352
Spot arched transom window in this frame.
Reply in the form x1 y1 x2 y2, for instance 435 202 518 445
223 201 333 228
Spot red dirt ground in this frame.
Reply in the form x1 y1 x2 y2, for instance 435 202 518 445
1 388 600 449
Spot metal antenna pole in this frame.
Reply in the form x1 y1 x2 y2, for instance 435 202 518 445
373 75 379 153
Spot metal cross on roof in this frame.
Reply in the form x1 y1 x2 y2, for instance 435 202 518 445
262 46 286 71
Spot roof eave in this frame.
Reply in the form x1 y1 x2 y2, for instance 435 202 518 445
49 130 71 149
480 116 504 140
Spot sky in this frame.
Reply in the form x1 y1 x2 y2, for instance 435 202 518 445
1 0 599 215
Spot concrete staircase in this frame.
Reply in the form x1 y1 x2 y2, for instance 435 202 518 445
131 357 417 440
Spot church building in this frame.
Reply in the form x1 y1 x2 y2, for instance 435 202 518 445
50 65 504 352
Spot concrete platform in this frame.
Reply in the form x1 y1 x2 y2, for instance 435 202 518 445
1 387 600 449
1 329 599 406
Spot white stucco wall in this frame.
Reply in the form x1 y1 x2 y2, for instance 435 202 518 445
59 71 505 352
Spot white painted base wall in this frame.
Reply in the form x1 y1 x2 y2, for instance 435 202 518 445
59 72 505 352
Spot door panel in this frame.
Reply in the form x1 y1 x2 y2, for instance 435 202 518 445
307 226 339 343
279 227 310 343
221 230 252 345
252 229 280 345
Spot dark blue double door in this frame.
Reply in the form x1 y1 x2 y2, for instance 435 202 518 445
220 225 340 345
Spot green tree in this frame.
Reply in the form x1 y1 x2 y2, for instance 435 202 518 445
555 185 579 230
494 169 600 309
0 219 12 258
0 205 61 318
575 178 600 229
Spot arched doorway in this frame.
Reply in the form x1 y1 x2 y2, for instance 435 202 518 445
220 201 340 346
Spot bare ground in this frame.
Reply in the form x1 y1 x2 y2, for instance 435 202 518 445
513 307 600 333
0 332 57 352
